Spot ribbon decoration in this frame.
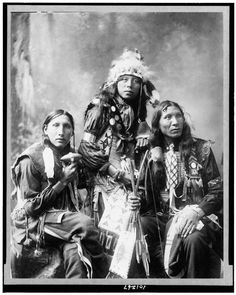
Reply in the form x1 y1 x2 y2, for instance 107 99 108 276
43 147 54 179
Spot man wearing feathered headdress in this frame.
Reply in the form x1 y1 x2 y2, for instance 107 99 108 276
78 48 166 278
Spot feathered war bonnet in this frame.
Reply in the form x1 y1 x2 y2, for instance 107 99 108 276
103 48 160 108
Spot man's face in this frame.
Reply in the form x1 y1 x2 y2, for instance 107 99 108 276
159 106 184 140
117 75 141 101
44 115 73 150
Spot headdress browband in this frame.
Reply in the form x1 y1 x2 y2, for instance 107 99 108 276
105 48 153 87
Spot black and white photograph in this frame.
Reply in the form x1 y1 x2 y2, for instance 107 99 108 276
3 2 234 293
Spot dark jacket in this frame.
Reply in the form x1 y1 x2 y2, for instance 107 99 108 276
144 138 223 223
78 94 150 173
11 142 77 244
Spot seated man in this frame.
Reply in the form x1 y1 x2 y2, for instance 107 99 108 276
147 100 223 278
10 109 110 279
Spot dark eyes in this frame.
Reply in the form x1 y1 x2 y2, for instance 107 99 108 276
176 114 183 119
119 77 140 84
52 123 72 129
164 114 183 120
132 78 141 84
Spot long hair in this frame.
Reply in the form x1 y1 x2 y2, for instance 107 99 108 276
84 48 160 124
83 80 150 137
115 79 149 122
42 109 75 148
150 100 194 161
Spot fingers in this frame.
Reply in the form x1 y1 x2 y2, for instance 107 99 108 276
188 224 196 236
62 163 77 181
63 165 77 175
136 137 149 148
177 208 200 238
63 162 77 170
180 220 191 237
61 152 82 163
128 194 141 211
71 162 78 168
181 221 196 238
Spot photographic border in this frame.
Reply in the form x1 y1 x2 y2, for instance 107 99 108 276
3 2 234 293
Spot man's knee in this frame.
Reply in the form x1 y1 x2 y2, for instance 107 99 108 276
79 214 94 229
62 242 79 263
62 242 87 278
63 241 77 252
73 213 97 240
183 230 208 250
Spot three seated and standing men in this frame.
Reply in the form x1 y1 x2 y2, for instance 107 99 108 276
11 49 223 279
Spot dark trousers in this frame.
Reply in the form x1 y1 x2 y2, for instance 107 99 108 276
128 215 167 278
165 217 222 278
44 211 110 278
61 242 87 278
182 226 221 278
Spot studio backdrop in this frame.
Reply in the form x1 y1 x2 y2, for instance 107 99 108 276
5 3 232 290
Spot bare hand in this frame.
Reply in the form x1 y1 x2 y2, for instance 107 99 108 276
127 193 141 211
176 207 199 238
61 162 78 184
136 136 149 149
61 153 83 166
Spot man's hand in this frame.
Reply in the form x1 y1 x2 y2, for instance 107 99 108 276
60 162 78 184
136 136 149 149
176 206 200 238
127 193 141 211
61 152 83 165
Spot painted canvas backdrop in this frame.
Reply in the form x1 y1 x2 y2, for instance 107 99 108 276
11 9 223 174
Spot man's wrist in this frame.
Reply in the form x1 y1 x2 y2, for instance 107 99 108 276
192 207 205 219
53 180 67 193
196 207 205 218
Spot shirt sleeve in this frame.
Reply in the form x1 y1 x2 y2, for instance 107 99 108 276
79 102 110 171
79 140 109 171
198 148 223 216
17 157 60 218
